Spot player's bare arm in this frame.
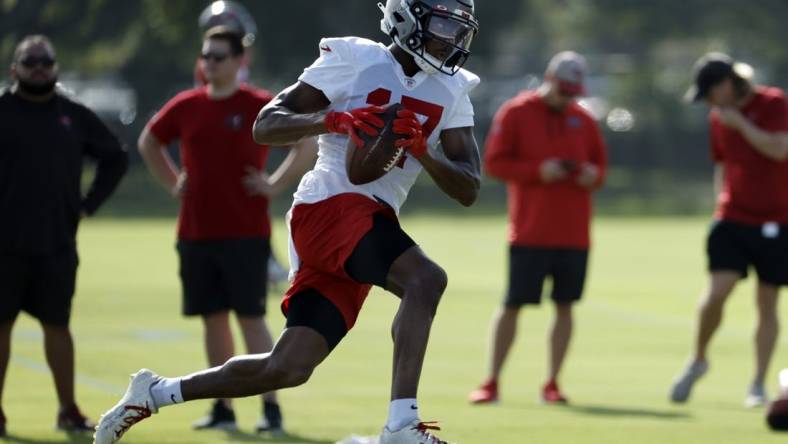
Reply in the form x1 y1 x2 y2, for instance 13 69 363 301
253 82 331 146
138 127 183 197
419 126 481 207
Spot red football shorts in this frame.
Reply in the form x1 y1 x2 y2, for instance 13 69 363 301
282 193 397 330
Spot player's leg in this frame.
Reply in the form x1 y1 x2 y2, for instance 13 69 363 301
470 246 548 404
41 323 75 411
0 320 9 437
0 253 27 436
30 248 93 431
386 246 447 397
545 303 572 392
343 212 450 440
671 221 746 403
544 248 587 404
748 227 788 407
237 315 283 432
695 271 740 361
177 240 238 428
219 237 284 432
669 271 739 403
93 318 334 444
749 281 779 407
490 307 520 380
695 221 749 362
193 311 236 429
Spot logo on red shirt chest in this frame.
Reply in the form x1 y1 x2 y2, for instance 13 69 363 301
567 116 583 129
224 113 244 131
59 115 72 129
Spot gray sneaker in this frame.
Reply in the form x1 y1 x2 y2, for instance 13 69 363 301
744 384 768 408
670 360 709 403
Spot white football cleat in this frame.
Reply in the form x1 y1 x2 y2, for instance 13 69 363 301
93 369 160 444
379 420 450 444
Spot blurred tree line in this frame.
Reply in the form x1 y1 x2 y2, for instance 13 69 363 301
2 0 788 215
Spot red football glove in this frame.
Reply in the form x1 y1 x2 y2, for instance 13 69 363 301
393 109 428 158
325 105 386 148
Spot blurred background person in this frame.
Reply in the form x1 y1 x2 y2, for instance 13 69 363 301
195 1 292 288
0 35 128 435
670 52 788 408
469 51 607 405
138 26 316 434
195 1 257 86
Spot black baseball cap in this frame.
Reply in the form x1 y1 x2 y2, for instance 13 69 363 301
684 52 735 103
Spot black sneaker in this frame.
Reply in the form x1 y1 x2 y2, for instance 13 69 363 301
56 404 95 432
193 400 237 431
255 401 284 435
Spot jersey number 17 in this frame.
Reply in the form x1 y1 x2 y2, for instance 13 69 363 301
366 88 444 168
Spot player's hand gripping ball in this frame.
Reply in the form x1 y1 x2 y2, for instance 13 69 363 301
341 103 407 185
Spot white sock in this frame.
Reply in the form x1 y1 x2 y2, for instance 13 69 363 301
386 398 418 431
150 377 184 409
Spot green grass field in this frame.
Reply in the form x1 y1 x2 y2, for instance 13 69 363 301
4 215 787 443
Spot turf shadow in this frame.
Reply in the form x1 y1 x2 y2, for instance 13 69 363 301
564 404 692 420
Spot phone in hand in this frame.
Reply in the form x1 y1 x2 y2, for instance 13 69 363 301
560 159 578 173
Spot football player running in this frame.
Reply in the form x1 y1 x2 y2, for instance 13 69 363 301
93 1 480 444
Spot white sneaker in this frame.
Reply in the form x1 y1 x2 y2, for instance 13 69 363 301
745 384 768 408
379 420 450 444
93 369 160 444
670 360 708 403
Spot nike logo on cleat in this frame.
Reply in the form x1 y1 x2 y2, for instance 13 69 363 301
410 404 418 410
320 45 332 52
171 394 177 403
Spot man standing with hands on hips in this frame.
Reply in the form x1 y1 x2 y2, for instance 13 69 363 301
470 51 607 405
0 35 128 436
670 52 788 408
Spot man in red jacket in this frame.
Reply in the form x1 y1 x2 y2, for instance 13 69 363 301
670 53 788 407
469 51 607 405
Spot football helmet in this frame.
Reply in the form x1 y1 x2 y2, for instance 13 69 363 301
379 0 479 76
199 1 258 47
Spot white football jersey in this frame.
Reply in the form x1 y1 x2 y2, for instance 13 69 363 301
292 36 480 214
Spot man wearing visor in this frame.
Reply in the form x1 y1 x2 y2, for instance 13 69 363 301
95 1 481 444
470 51 607 406
670 52 788 407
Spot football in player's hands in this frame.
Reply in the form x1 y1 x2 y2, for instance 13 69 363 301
345 102 406 185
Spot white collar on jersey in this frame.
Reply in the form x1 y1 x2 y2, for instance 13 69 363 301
384 47 429 91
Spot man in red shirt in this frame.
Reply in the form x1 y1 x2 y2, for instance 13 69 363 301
670 53 788 407
137 27 315 433
469 51 607 405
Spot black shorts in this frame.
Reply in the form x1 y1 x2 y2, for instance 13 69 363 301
177 238 270 317
505 245 588 307
286 211 416 351
707 219 788 286
0 247 79 325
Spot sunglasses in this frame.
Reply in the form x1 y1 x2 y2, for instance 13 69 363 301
19 56 56 69
199 52 231 63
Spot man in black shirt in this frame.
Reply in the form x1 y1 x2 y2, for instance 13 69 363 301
0 35 128 436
